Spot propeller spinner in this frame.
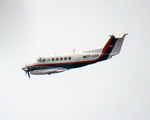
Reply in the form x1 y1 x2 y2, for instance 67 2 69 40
22 65 30 79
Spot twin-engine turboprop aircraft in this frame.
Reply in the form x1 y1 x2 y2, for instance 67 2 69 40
22 31 128 78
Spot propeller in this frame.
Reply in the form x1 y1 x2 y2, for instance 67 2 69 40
25 70 30 79
22 65 31 79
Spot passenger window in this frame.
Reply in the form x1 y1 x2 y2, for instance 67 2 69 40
56 57 59 61
60 57 63 60
68 56 71 60
52 58 55 61
64 57 67 60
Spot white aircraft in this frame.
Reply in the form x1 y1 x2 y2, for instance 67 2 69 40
22 31 128 78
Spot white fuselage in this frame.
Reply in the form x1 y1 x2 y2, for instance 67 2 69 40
21 31 128 78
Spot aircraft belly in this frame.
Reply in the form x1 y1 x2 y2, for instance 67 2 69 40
30 68 67 75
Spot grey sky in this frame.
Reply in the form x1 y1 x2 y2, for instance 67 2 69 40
0 0 150 120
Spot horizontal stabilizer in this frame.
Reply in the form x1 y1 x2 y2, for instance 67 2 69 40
108 30 129 57
109 30 129 38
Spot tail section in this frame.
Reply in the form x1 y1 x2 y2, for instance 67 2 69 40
83 31 128 61
109 31 129 56
99 31 129 61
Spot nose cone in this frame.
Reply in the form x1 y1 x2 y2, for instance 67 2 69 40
21 66 28 71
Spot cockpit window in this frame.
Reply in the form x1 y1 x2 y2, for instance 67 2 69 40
41 58 46 62
37 58 46 62
37 58 42 62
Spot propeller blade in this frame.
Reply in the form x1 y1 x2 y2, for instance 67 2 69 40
27 72 30 79
23 64 31 79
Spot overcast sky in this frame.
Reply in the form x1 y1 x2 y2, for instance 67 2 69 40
0 0 150 120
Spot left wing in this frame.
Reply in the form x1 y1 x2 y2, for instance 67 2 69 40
30 67 68 75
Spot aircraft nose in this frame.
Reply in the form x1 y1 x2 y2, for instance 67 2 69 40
21 66 28 71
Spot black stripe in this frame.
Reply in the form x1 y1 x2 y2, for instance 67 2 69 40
98 37 118 61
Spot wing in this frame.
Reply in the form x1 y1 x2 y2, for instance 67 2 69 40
30 67 68 75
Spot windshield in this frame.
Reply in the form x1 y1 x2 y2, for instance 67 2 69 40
37 58 46 62
37 58 41 62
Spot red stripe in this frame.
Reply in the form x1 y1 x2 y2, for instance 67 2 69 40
98 36 113 58
30 37 113 68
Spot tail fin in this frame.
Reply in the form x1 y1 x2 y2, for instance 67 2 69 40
109 31 129 55
100 31 129 60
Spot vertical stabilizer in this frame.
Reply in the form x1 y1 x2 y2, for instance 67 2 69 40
109 31 129 56
98 31 129 61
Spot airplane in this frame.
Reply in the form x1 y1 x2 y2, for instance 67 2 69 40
22 31 128 78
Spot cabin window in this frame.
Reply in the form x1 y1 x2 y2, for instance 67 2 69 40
56 57 59 61
60 57 63 60
68 56 71 60
52 58 55 61
64 57 67 60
